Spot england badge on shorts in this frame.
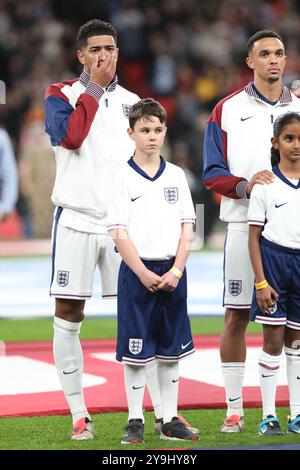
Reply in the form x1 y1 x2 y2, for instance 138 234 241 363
164 187 178 204
129 338 143 355
229 279 242 296
57 270 69 287
122 104 131 118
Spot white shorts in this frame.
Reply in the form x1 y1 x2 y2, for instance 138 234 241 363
223 223 254 309
50 224 121 300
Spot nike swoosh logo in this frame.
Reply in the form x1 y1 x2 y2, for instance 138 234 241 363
262 374 275 378
240 116 254 121
181 340 192 350
63 368 79 375
132 385 144 390
172 378 179 383
275 202 288 208
229 397 241 402
131 196 143 202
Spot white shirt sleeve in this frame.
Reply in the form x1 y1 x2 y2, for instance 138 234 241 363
247 183 267 226
107 168 130 232
178 168 196 224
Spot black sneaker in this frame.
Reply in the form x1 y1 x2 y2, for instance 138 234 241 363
155 414 199 435
258 415 284 436
121 419 144 444
160 417 199 441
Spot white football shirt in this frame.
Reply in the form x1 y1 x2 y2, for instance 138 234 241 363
247 166 300 249
108 157 195 260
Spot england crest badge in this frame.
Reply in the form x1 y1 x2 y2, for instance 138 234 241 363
164 187 178 204
122 104 131 118
229 279 242 296
57 270 69 287
129 338 143 355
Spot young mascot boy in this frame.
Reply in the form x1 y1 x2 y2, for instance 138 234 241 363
108 98 199 444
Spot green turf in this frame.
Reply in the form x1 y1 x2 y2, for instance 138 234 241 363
0 316 262 342
0 408 298 450
0 316 267 451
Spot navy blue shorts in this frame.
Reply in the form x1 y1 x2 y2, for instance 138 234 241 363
250 237 300 329
116 258 195 365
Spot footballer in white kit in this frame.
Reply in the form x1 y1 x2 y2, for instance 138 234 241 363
203 82 300 308
45 70 139 299
202 30 300 433
43 19 142 441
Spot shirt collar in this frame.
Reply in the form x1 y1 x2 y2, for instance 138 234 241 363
128 156 166 182
79 70 118 91
272 165 300 189
245 82 292 105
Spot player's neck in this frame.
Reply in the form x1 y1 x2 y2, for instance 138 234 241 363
133 151 161 178
253 77 283 102
278 159 300 179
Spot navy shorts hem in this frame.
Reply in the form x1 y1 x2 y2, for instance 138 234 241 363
156 347 195 361
116 354 156 365
286 320 300 330
254 315 286 326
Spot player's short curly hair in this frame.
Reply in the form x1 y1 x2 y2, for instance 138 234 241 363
77 19 117 50
247 30 284 54
129 98 167 130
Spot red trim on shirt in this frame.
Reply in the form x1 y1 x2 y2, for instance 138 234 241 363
204 175 247 199
44 80 78 101
45 80 100 150
61 93 99 150
208 86 244 125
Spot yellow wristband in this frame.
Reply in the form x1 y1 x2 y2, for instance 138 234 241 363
255 279 269 290
170 266 183 280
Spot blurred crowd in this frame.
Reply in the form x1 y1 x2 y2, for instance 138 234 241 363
1 0 300 240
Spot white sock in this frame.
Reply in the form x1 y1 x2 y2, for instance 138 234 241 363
53 317 90 425
259 350 281 419
221 362 245 417
145 361 163 420
157 361 179 424
124 364 146 422
285 346 300 419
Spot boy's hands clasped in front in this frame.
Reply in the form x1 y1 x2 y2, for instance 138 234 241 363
139 268 162 292
139 267 182 293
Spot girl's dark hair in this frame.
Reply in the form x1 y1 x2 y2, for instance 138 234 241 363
77 19 117 50
271 112 300 166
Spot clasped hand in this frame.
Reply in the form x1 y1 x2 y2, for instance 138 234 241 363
139 269 179 293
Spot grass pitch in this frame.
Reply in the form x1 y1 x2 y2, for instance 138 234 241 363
1 316 297 450
0 315 262 341
1 408 299 450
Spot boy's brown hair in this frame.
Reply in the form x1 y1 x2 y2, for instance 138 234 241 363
129 98 167 130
